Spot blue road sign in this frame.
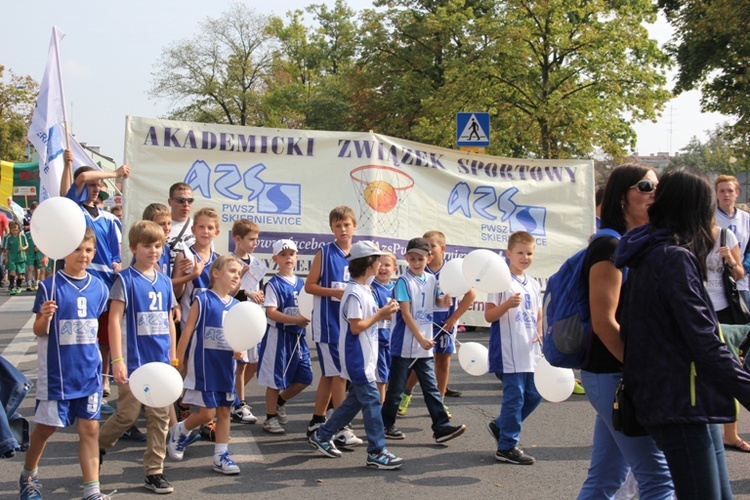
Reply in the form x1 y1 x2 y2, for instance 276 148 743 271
456 112 490 147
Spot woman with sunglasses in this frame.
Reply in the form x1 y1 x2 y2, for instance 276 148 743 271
616 167 750 499
578 164 674 499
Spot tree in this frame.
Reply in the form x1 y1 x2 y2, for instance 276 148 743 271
150 3 276 126
0 65 39 161
660 0 750 149
668 124 749 175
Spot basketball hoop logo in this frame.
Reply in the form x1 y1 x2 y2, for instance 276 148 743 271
350 165 415 235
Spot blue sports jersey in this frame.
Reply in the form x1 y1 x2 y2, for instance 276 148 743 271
311 242 349 344
65 184 122 288
391 270 438 358
264 274 306 336
111 267 176 376
340 281 379 385
371 279 395 346
33 271 109 400
179 246 219 330
183 290 238 393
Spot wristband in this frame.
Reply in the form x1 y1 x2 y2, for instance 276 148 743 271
171 359 180 368
111 357 124 364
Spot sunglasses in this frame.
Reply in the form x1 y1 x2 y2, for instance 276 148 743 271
172 197 195 204
630 180 656 193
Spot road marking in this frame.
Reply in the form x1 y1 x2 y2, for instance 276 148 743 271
1 296 37 366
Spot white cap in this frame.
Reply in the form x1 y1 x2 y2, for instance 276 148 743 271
272 239 298 256
347 240 388 260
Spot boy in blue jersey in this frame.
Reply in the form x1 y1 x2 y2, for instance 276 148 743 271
305 206 362 448
230 219 264 425
371 252 397 402
399 231 476 416
20 227 110 500
142 203 174 277
309 241 403 469
381 237 467 444
258 239 312 434
169 255 243 475
98 221 178 494
485 231 543 465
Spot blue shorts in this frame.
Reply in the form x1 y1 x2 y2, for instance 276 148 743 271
316 342 341 377
377 345 391 384
34 393 102 427
257 333 313 389
182 389 236 408
433 331 456 355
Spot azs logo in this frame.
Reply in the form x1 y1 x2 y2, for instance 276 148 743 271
185 161 301 215
447 183 546 236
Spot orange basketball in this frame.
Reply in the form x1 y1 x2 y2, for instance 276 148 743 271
364 180 398 213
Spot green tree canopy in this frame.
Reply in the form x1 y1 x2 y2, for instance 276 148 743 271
0 65 39 161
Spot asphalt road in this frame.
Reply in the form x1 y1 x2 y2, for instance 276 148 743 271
2 291 750 499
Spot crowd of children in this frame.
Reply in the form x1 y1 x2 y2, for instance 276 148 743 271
15 155 549 498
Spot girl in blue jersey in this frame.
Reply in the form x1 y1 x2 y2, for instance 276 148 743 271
309 241 403 469
168 255 243 475
371 252 397 402
20 228 110 500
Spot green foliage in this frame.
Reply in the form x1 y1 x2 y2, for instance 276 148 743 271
668 124 749 175
662 0 750 152
0 65 39 161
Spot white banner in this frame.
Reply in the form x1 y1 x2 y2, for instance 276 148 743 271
124 116 595 324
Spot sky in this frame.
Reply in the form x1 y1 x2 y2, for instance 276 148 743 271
1 0 728 165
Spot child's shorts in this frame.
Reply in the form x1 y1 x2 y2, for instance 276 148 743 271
433 331 456 355
239 343 259 364
182 389 236 408
7 260 26 275
315 341 341 377
258 334 313 389
377 344 391 384
34 393 102 427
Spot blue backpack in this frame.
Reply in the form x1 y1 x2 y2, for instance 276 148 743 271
542 229 621 369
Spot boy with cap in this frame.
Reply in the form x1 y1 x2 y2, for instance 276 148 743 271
258 239 313 433
381 237 467 444
309 241 403 469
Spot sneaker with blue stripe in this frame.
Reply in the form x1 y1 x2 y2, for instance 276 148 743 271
212 451 240 475
366 448 405 470
167 423 191 461
19 474 42 500
308 431 342 458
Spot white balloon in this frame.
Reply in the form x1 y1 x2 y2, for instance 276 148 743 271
223 302 267 351
462 249 512 293
128 362 183 407
534 357 575 403
458 341 489 376
439 258 472 297
298 288 313 318
30 197 87 260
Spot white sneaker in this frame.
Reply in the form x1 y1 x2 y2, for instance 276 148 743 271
212 451 240 475
276 404 288 424
231 402 258 424
334 427 363 449
263 417 285 434
167 423 191 460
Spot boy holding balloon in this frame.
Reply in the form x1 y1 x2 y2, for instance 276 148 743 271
20 227 110 500
98 221 178 494
484 230 543 465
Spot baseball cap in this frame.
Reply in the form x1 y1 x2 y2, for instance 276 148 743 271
272 239 298 256
347 240 388 260
405 237 431 256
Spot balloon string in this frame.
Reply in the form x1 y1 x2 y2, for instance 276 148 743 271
281 333 302 380
432 322 462 347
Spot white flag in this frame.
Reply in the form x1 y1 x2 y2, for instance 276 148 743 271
27 27 96 201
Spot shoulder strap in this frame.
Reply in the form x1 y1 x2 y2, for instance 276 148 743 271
169 217 191 250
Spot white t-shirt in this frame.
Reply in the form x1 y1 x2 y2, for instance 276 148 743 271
716 207 750 291
706 228 739 312
167 218 195 267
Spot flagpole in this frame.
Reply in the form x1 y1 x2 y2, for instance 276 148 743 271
51 27 70 151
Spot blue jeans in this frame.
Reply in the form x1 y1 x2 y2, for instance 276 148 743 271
578 371 673 500
382 356 450 432
0 355 31 458
647 423 731 500
495 372 542 450
317 381 385 454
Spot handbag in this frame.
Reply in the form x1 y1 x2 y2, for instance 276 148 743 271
720 229 750 325
612 379 648 437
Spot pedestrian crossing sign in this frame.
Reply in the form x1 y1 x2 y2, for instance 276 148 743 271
456 112 490 147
